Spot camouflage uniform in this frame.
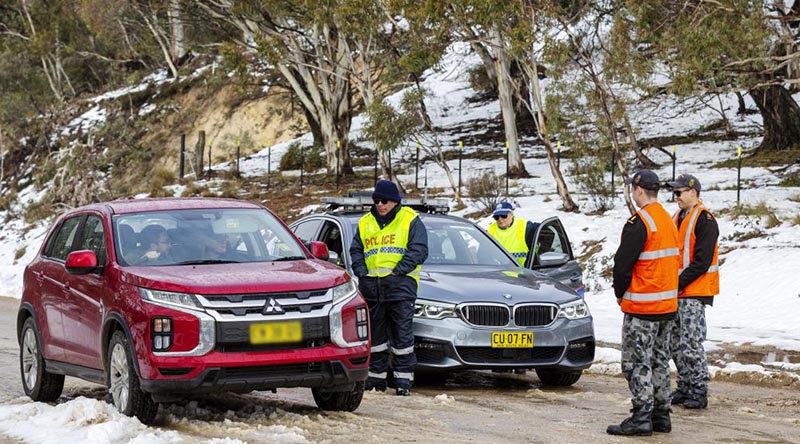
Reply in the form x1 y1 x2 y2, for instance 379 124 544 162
622 314 674 412
670 298 708 400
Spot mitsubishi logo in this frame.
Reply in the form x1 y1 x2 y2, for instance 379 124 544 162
263 298 284 315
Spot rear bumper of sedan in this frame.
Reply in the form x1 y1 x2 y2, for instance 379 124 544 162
412 316 595 371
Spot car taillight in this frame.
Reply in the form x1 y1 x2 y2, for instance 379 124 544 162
330 292 369 347
151 316 173 351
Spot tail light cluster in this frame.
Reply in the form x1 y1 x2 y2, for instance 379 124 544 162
151 317 173 351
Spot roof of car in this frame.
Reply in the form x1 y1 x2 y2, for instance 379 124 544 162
79 197 264 215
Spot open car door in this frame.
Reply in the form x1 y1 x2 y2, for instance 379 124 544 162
528 217 585 296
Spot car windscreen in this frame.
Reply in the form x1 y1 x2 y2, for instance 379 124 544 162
113 208 306 266
350 218 516 266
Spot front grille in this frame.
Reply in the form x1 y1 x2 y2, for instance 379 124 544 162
215 316 330 353
514 304 557 327
456 346 563 364
216 339 328 353
204 290 328 303
415 339 448 363
198 289 333 321
158 367 194 376
223 362 325 379
460 304 510 327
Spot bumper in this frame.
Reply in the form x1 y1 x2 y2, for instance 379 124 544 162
138 343 370 396
413 316 595 371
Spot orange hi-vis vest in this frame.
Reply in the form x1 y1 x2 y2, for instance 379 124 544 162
673 202 720 297
622 202 680 315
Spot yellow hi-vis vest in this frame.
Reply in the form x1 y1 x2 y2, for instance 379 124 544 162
673 202 720 297
621 202 680 316
488 217 529 266
359 206 421 286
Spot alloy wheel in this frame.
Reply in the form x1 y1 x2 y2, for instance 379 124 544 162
109 343 130 412
21 328 38 391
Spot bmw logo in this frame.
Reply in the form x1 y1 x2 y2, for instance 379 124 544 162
502 294 512 300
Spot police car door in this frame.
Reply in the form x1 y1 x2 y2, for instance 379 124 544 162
528 217 584 296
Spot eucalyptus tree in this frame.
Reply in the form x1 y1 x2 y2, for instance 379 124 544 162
197 0 358 175
626 0 800 152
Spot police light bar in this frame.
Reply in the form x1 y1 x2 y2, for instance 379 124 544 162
321 196 450 214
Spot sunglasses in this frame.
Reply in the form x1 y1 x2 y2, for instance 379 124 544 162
672 189 691 197
373 198 390 205
493 214 509 220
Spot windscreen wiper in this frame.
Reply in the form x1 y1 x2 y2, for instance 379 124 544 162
271 256 307 262
174 259 241 265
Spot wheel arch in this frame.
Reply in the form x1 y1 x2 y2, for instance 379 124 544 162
102 313 142 380
17 303 37 345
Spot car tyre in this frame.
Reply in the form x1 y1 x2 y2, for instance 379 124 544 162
312 381 365 412
20 317 64 402
108 330 159 424
535 369 582 386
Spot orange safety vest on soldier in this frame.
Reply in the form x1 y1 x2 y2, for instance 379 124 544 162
673 203 720 297
622 202 680 315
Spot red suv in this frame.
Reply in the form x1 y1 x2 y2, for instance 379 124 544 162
18 198 370 423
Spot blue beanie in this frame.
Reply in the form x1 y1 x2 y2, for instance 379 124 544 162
372 179 402 203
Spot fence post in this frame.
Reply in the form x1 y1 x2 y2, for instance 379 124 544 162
458 141 463 199
195 130 205 179
505 140 509 197
672 145 677 181
179 134 185 179
610 148 616 195
236 138 241 178
336 140 341 186
557 140 561 169
415 142 420 191
374 148 378 184
300 143 304 191
737 146 742 206
207 144 212 180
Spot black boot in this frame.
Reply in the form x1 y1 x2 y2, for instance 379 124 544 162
365 377 387 392
607 407 653 436
670 390 688 405
683 396 707 409
652 408 671 433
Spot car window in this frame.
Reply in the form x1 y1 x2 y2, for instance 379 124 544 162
532 220 573 267
77 215 106 265
424 219 514 266
319 221 343 257
47 216 83 261
113 208 306 266
291 219 322 242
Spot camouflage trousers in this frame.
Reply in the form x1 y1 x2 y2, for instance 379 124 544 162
670 298 709 399
621 314 674 411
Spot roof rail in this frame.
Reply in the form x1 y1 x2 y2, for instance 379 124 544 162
320 196 450 214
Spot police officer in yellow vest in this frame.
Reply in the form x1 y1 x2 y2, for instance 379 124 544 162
487 201 540 266
350 180 428 396
608 170 680 436
665 174 719 410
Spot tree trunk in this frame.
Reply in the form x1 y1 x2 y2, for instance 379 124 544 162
491 28 527 178
169 0 185 60
748 84 800 151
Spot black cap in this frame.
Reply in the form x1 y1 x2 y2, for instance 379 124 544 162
624 169 660 191
666 174 701 192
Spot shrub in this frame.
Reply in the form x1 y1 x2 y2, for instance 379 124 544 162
726 201 780 229
467 170 504 215
279 142 325 172
147 167 177 197
569 155 615 213
14 246 26 261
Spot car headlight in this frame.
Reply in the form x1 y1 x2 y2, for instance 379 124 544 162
414 299 457 319
332 280 358 304
557 300 590 320
139 288 203 311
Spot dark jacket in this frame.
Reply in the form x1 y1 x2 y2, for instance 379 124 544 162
350 205 429 302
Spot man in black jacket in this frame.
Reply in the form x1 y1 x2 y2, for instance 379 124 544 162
350 180 428 396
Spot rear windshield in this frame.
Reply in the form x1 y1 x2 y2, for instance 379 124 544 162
113 208 306 266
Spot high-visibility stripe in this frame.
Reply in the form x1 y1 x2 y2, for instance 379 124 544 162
640 209 657 232
371 343 389 353
682 206 703 268
368 267 395 276
391 345 414 355
368 372 387 379
639 247 679 260
623 289 678 302
679 264 720 274
393 371 414 380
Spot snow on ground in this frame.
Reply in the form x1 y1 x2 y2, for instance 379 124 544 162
1 41 799 443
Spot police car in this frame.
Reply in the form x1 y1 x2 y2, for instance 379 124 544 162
290 196 594 386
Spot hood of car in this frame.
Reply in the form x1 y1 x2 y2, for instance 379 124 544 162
120 259 350 295
418 265 580 305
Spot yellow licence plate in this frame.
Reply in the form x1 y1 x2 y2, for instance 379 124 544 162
249 321 303 345
491 331 533 348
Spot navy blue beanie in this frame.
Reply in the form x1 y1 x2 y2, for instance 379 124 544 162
372 180 401 203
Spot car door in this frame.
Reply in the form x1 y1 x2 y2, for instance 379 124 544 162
530 217 585 296
317 219 347 268
61 214 107 369
36 215 84 361
290 218 323 244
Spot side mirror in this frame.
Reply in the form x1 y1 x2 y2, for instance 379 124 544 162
327 250 341 266
538 251 569 268
309 241 330 260
65 250 99 274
